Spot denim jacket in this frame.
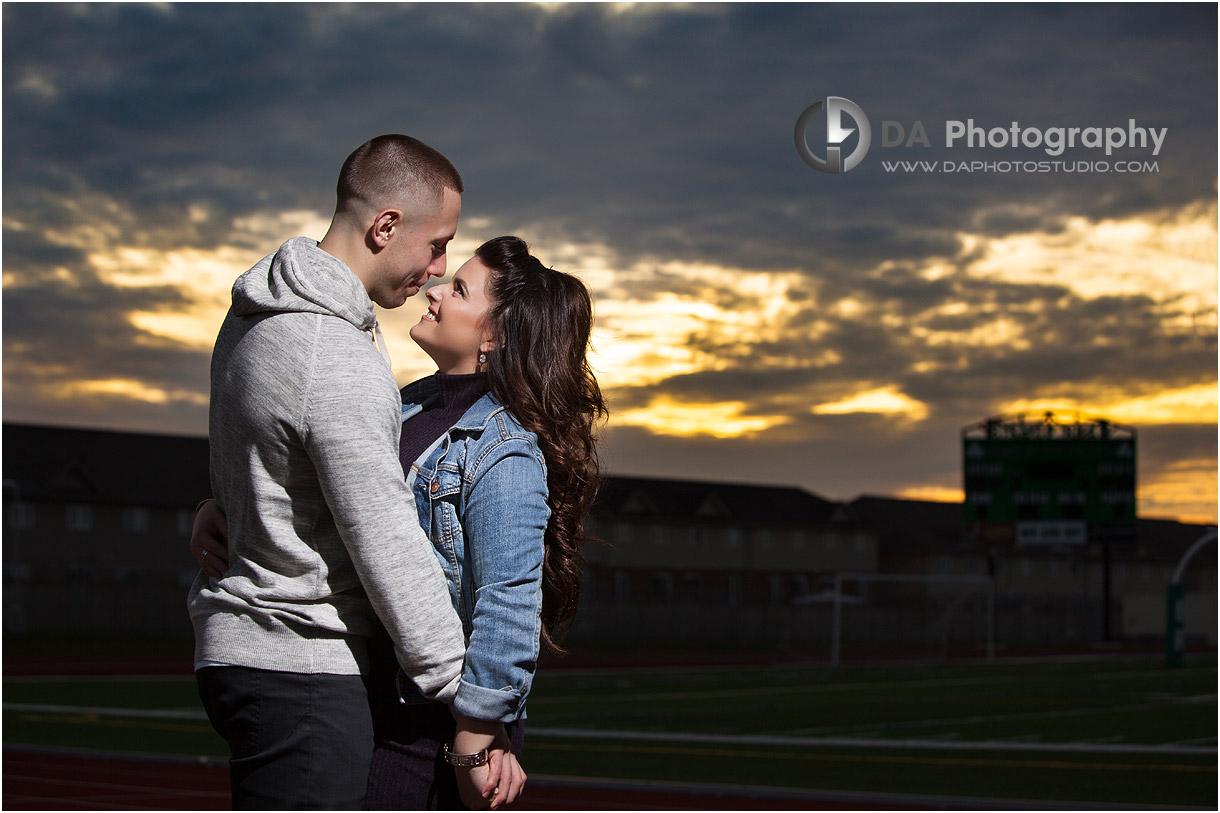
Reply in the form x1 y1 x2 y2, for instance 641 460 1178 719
397 376 549 723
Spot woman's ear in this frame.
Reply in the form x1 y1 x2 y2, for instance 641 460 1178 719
478 315 501 354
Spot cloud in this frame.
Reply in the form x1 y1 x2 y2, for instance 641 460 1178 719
2 2 1215 521
5 4 1215 273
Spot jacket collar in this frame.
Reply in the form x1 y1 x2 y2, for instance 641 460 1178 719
400 376 506 433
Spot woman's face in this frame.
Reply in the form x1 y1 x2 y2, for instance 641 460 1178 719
410 256 496 375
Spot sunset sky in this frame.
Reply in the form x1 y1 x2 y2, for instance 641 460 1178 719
3 3 1216 523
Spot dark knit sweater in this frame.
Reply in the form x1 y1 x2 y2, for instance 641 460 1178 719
398 372 490 476
368 369 516 809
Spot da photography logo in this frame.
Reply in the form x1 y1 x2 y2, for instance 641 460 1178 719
795 96 871 174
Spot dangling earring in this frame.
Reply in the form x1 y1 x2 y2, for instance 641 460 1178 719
478 352 487 365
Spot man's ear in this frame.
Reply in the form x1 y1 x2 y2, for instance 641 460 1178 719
369 209 401 249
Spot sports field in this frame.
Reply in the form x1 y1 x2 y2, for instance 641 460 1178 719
3 654 1216 809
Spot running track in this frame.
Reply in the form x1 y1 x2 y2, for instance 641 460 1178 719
3 750 917 810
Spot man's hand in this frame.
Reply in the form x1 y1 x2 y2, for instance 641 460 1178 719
455 759 495 810
485 729 526 809
190 498 230 578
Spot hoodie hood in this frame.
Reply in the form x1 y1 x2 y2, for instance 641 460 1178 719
232 237 376 332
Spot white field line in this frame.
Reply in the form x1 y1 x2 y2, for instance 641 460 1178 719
4 703 208 720
526 726 1217 756
539 674 1031 705
3 675 197 683
4 742 227 766
539 675 1218 706
781 699 1198 737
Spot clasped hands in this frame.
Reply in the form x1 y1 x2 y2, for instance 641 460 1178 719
190 500 526 808
452 719 526 809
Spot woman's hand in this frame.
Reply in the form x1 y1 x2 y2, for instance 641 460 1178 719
190 498 230 578
452 715 526 809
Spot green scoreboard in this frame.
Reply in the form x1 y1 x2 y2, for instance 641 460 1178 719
962 412 1136 546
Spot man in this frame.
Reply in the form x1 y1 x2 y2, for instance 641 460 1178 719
189 135 470 809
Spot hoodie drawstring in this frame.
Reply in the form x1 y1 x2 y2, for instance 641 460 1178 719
370 321 391 366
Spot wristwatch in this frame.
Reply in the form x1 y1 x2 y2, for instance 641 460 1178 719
442 742 489 767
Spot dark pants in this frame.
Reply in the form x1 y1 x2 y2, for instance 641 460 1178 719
362 627 524 811
198 666 374 810
362 702 525 811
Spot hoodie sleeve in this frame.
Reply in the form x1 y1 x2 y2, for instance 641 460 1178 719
301 321 465 702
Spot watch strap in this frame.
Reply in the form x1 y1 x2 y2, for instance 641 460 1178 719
443 742 489 767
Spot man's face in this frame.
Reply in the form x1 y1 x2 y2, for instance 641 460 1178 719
371 186 461 309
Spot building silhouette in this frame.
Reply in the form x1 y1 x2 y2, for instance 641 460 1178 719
3 423 1215 654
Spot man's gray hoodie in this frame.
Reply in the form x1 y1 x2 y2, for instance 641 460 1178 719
188 237 464 702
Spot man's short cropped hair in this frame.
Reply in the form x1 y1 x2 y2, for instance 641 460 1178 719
336 134 464 216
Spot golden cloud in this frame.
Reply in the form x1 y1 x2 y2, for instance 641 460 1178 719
64 378 209 407
998 383 1217 426
614 396 791 438
961 200 1217 316
1139 458 1219 525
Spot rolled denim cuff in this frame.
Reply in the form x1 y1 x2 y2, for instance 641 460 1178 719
452 677 526 723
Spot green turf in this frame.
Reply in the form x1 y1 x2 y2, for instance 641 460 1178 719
529 659 1217 743
4 676 201 710
4 708 227 756
524 737 1214 807
3 657 1215 807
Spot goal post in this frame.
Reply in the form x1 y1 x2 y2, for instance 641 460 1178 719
830 572 996 666
1165 528 1217 668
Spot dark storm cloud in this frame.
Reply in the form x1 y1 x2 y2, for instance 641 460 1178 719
1 266 212 434
600 414 972 503
5 3 1214 265
1 253 203 387
602 413 1216 516
2 227 88 273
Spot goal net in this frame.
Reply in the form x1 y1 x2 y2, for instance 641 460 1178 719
829 572 995 665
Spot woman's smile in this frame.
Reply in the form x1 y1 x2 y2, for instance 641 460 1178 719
409 257 494 375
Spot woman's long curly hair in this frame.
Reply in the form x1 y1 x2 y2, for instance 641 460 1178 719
476 236 607 655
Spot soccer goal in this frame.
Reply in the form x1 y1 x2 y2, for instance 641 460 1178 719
829 572 996 666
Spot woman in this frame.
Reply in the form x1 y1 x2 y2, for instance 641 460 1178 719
192 236 606 809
